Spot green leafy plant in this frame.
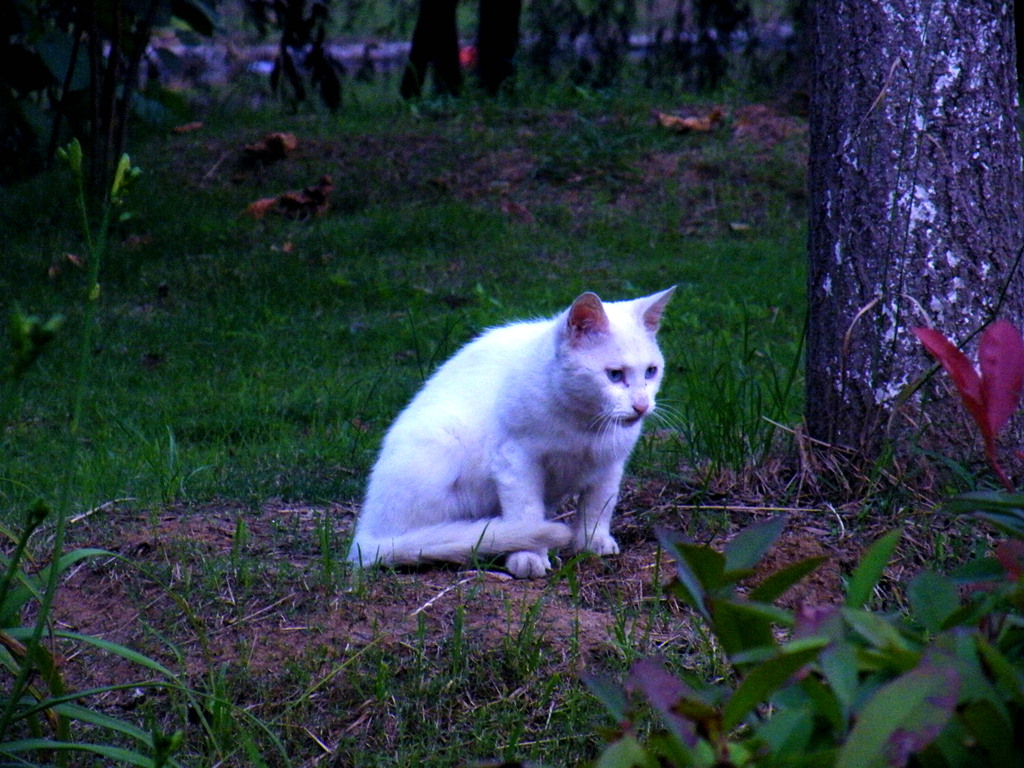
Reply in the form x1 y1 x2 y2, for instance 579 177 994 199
587 514 1024 767
0 510 186 766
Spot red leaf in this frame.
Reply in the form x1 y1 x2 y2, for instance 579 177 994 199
979 320 1024 438
916 323 1024 491
913 327 987 439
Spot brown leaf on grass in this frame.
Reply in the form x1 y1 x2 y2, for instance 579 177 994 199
171 121 204 134
654 106 726 133
123 233 153 250
244 132 299 163
48 252 85 279
244 197 280 220
243 176 335 221
277 175 334 220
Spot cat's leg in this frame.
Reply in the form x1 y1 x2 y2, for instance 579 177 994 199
494 445 565 578
572 463 625 556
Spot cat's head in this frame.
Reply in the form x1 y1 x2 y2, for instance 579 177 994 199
554 287 675 429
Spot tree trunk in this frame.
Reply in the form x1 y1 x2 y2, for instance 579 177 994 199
807 1 1024 463
400 0 462 99
476 0 521 95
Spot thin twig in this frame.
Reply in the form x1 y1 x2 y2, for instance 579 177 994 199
672 505 827 515
409 575 474 617
842 295 882 369
762 417 856 453
301 726 332 754
219 594 292 630
70 497 135 523
201 150 232 183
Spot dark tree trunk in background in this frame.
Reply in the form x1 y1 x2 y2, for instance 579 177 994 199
695 0 751 90
400 0 462 98
476 0 521 94
807 1 1024 463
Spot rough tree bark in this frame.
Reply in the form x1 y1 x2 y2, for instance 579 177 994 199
807 0 1024 465
399 0 463 99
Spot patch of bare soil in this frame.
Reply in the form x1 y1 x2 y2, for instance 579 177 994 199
52 482 852 695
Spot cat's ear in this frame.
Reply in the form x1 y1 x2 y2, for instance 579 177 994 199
639 286 676 333
565 292 610 344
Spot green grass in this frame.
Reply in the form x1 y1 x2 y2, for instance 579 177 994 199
0 79 808 766
1 82 807 516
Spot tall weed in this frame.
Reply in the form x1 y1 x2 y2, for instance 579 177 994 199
0 142 288 767
0 142 187 765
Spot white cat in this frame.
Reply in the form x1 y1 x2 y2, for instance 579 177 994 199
347 286 675 578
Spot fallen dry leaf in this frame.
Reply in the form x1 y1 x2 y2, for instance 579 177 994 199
123 233 153 250
655 106 726 133
243 198 280 220
277 175 334 220
243 176 334 221
171 121 204 134
500 197 534 223
48 252 85 279
244 132 299 163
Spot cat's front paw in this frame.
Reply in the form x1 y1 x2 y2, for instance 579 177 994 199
573 531 620 556
505 550 553 579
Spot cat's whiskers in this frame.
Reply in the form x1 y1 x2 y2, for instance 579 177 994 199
643 399 685 432
588 408 645 454
587 410 614 443
587 410 614 450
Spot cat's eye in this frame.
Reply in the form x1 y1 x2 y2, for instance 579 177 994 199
607 369 625 384
645 365 658 380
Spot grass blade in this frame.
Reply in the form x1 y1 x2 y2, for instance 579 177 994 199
0 738 156 766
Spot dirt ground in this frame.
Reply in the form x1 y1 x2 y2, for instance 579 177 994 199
52 478 855 693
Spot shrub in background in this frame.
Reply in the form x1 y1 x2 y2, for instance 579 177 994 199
0 0 216 189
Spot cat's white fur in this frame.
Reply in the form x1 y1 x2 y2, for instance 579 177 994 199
347 287 675 578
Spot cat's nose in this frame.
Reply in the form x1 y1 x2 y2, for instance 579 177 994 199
632 400 649 416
